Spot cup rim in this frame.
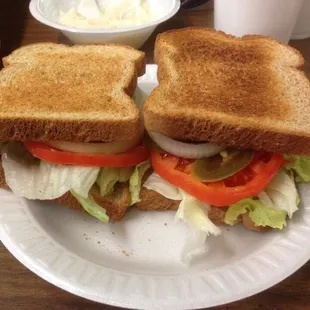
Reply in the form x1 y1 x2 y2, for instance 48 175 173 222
29 0 181 34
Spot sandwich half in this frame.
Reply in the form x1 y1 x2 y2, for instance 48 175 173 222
0 42 152 222
143 28 310 261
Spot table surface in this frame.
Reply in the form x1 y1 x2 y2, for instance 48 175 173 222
1 1 310 309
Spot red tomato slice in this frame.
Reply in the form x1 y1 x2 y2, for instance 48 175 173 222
150 150 285 206
24 141 150 167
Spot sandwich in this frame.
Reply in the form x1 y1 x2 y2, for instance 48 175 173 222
0 42 153 222
2 30 310 265
141 27 310 262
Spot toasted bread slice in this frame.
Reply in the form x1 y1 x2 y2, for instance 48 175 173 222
0 43 145 142
144 27 310 155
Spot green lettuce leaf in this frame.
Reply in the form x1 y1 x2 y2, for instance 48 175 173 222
284 154 310 182
119 167 134 182
176 192 221 236
96 162 150 204
129 161 151 205
143 172 182 200
262 169 299 218
96 167 134 196
70 190 109 223
96 168 119 196
2 142 99 200
176 191 221 264
225 198 287 229
138 172 223 264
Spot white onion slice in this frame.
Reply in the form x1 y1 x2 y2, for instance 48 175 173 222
258 191 274 208
48 138 140 155
148 131 225 159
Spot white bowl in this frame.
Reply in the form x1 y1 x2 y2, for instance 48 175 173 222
29 0 180 48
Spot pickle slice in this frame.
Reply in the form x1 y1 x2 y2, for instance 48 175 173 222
191 149 254 182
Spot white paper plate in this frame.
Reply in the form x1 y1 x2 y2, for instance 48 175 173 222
1 64 310 309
